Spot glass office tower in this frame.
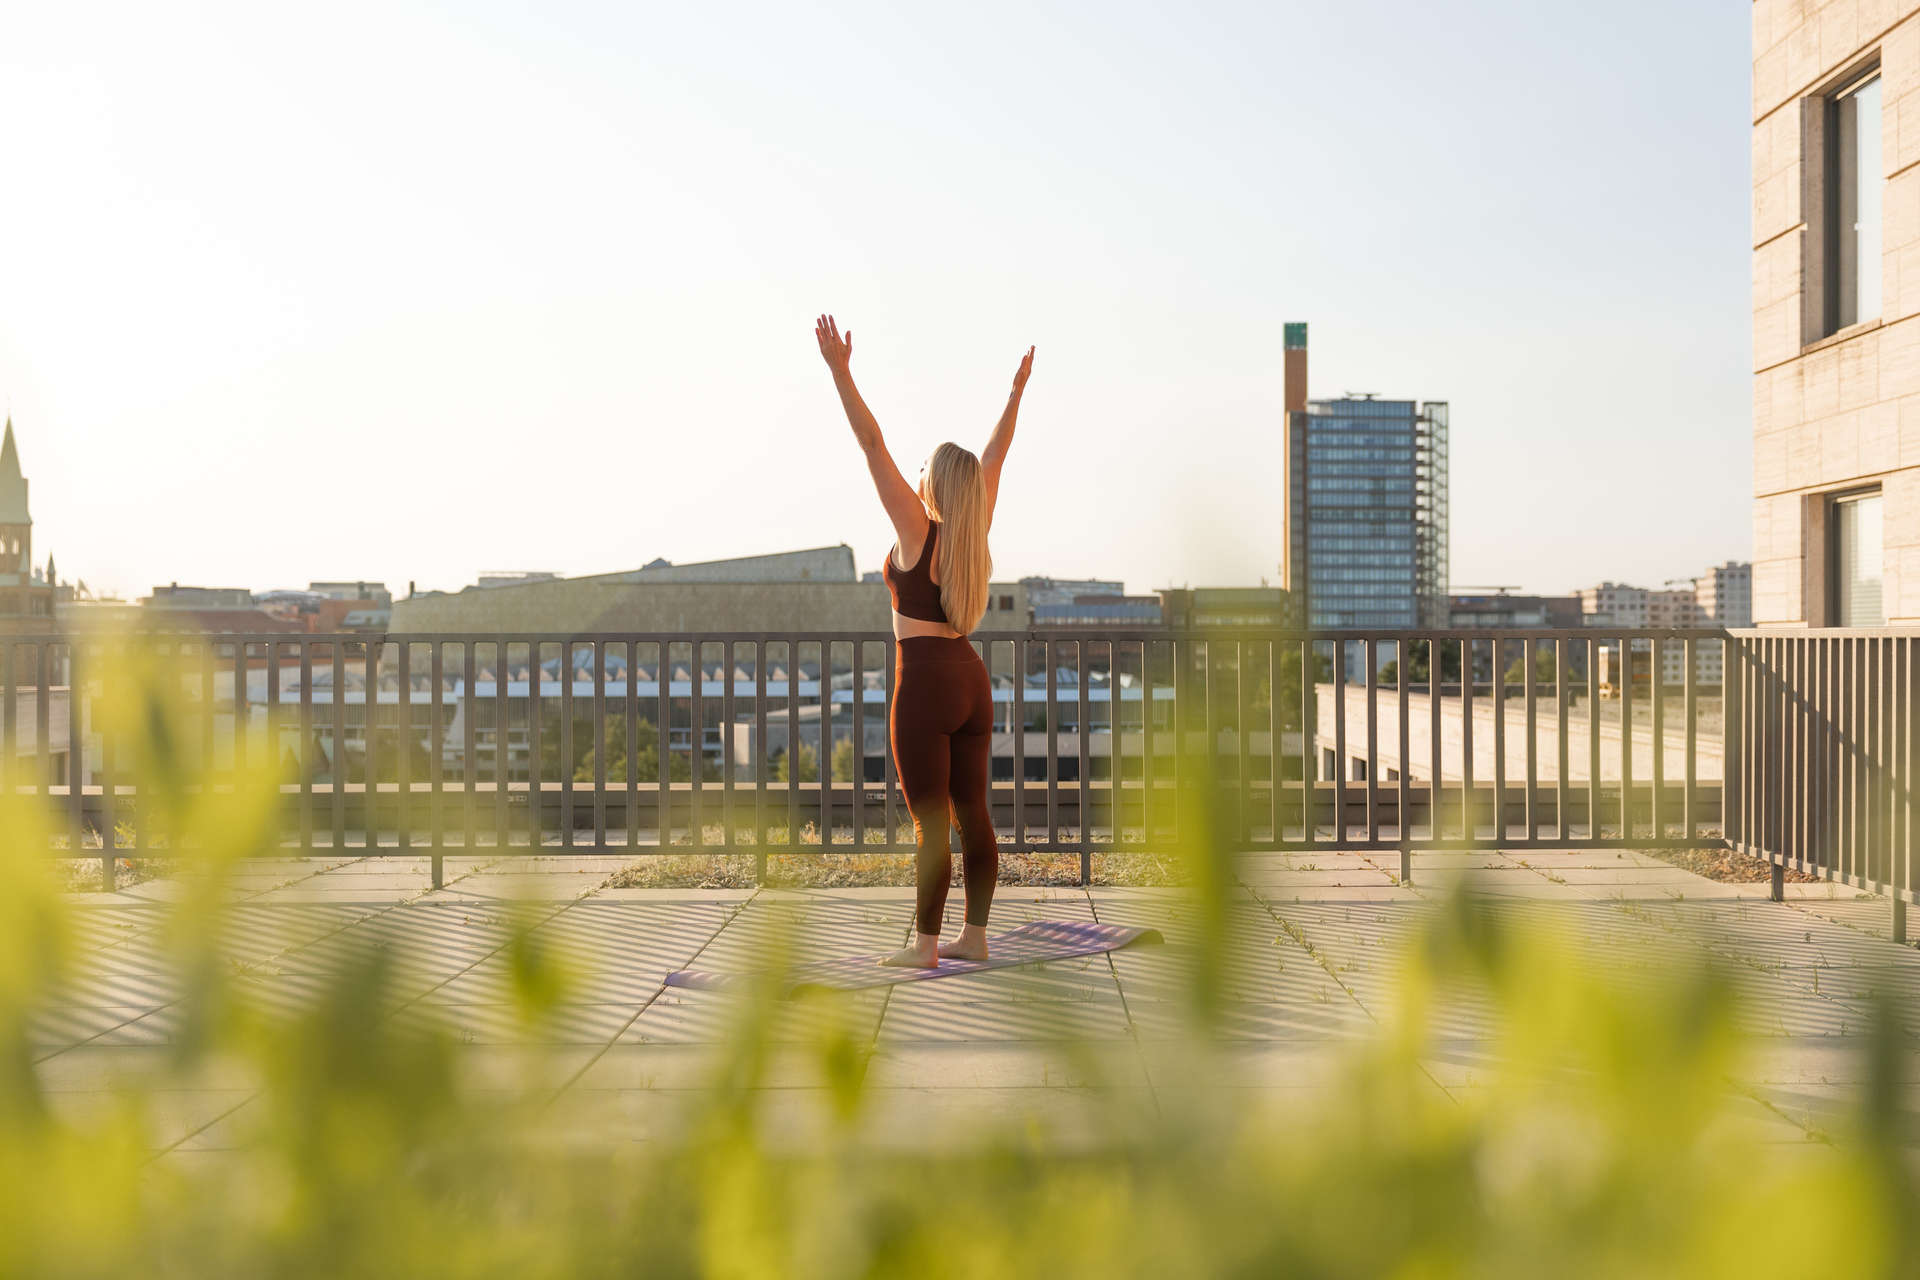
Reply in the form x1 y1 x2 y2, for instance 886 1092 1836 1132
1298 397 1449 630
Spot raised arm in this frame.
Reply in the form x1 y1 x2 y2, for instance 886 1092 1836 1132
815 313 925 540
980 345 1034 522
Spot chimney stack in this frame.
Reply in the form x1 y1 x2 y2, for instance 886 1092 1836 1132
1280 323 1308 596
1283 322 1308 414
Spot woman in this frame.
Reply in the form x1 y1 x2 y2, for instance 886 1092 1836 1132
813 313 1033 967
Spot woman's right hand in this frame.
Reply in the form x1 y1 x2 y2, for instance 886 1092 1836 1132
1011 344 1035 394
815 314 853 375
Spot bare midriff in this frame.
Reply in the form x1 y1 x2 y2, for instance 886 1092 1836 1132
892 610 963 641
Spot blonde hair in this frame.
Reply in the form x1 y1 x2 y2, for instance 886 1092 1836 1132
922 442 992 634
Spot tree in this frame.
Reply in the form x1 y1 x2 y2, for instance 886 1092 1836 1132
572 716 715 784
776 738 818 783
1405 639 1462 685
1503 644 1556 689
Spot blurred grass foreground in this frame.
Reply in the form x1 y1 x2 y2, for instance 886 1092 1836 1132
2 640 1917 1278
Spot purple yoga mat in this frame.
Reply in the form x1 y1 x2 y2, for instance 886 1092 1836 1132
665 919 1164 995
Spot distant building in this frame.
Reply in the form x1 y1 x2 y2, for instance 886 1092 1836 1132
146 584 255 610
0 418 56 634
982 580 1030 629
1156 586 1291 629
309 580 393 608
1021 577 1125 607
61 600 304 636
1448 592 1582 629
1578 570 1739 690
476 571 562 590
1018 576 1153 629
394 543 1025 645
1577 582 1650 629
1694 561 1752 627
1033 594 1163 629
1278 324 1449 629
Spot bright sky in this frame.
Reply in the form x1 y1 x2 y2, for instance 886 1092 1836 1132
0 1 1751 603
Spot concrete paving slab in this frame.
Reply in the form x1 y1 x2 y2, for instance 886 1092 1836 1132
622 989 887 1046
30 1006 169 1052
566 1043 845 1091
875 997 1136 1044
31 1046 258 1093
34 852 1920 1157
45 1087 256 1150
847 1084 1162 1150
1237 870 1401 890
862 1041 1150 1090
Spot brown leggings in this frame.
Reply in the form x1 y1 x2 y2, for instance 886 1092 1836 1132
891 635 999 935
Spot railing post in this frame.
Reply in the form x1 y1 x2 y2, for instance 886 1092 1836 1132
1046 643 1060 847
429 641 443 889
1014 636 1027 849
1397 635 1411 879
756 636 770 877
1079 637 1092 883
1304 638 1319 845
75 642 106 889
1332 641 1347 845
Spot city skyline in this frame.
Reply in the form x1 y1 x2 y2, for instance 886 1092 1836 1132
0 2 1751 602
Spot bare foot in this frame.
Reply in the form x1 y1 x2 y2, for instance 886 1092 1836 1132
938 926 989 963
880 935 939 968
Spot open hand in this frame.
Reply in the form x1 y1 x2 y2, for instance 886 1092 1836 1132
815 314 853 373
1012 344 1035 394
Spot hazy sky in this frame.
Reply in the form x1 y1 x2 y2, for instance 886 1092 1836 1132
0 1 1752 602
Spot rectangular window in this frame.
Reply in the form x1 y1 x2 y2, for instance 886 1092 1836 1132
1829 69 1883 332
1830 489 1884 626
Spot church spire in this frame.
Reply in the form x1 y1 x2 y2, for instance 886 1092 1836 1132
0 416 28 527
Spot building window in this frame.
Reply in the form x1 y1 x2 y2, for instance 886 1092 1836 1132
1830 489 1883 626
1826 68 1883 333
998 594 1014 611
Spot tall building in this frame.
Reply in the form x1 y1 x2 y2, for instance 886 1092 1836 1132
0 418 56 634
1449 592 1583 629
1578 570 1745 689
1752 5 1920 625
1577 582 1650 628
1279 325 1449 630
1694 561 1753 628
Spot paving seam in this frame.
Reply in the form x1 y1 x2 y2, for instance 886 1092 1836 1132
1490 852 1900 1029
1080 888 1161 1116
143 861 582 1161
853 904 921 1091
39 853 518 1068
543 887 765 1105
64 853 380 956
1242 881 1458 1104
1779 894 1920 955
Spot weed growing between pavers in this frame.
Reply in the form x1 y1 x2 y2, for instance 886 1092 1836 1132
601 847 1188 890
3 641 1916 1276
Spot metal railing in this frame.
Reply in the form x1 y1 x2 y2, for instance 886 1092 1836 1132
1726 629 1917 940
3 627 1747 890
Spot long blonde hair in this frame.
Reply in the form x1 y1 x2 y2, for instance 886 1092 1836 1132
922 442 992 634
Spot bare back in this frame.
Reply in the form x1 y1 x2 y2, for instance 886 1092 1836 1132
889 512 962 640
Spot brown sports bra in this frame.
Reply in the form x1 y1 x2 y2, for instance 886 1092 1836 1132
883 520 949 624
